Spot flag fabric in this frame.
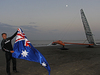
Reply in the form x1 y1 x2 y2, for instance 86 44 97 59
12 28 51 75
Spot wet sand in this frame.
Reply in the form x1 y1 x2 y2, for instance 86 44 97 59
0 45 100 75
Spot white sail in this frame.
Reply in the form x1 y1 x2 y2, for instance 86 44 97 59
80 9 96 45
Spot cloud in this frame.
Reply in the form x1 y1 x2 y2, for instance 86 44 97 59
20 25 39 32
0 22 11 27
0 22 16 32
0 22 40 40
29 22 36 24
33 26 38 27
0 22 39 34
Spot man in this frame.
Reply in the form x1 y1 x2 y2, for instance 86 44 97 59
1 31 18 75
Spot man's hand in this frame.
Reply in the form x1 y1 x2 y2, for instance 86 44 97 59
10 51 14 53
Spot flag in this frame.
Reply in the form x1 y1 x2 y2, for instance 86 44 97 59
12 28 51 75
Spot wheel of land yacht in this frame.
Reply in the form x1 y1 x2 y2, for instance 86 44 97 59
87 45 94 48
59 46 69 50
59 47 69 50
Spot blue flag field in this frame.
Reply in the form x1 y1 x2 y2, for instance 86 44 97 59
12 28 51 75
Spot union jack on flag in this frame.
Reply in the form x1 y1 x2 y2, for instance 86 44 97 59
15 28 30 47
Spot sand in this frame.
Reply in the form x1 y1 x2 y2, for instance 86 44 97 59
0 45 100 75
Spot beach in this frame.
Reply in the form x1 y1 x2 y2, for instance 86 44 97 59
0 45 100 75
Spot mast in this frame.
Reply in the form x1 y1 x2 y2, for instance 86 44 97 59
80 9 95 45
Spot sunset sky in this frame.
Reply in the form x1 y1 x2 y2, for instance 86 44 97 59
0 0 100 40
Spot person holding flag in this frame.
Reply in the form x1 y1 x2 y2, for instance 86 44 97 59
1 31 18 75
12 28 51 75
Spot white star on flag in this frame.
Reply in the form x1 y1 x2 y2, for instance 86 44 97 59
21 50 29 57
42 62 47 67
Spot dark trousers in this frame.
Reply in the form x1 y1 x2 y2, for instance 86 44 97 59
5 53 16 73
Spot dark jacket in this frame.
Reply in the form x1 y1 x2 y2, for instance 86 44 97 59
1 31 17 53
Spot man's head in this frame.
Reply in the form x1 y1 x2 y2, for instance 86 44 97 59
1 33 7 39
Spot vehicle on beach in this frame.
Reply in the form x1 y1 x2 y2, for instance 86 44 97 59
51 9 100 49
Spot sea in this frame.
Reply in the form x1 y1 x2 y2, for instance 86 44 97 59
0 40 100 49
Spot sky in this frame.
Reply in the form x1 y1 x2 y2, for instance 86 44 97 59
0 0 100 40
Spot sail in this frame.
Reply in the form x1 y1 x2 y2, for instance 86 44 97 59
80 9 95 45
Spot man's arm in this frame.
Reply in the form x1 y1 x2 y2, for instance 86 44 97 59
3 48 14 53
9 31 18 40
1 41 10 52
1 41 14 53
3 48 10 52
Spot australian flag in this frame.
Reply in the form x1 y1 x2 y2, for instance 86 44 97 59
12 28 51 75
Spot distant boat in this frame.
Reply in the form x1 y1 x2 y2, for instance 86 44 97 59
52 9 99 49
